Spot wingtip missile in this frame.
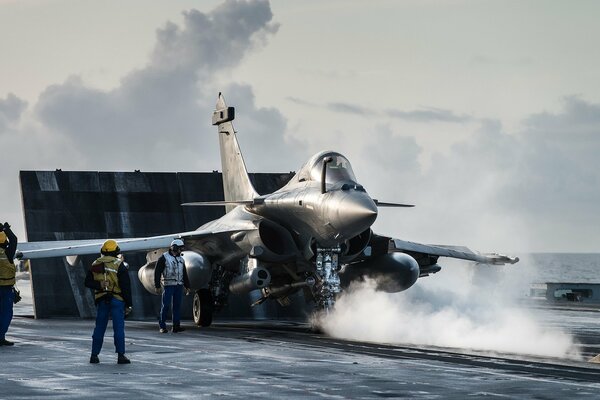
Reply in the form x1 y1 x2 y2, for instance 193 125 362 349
480 253 520 265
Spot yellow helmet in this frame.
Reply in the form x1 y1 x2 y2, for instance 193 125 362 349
101 239 120 254
0 231 6 243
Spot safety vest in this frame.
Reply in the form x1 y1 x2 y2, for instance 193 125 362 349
91 256 124 302
0 248 15 286
161 251 185 286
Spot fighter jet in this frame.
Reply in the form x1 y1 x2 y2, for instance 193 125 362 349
17 93 518 326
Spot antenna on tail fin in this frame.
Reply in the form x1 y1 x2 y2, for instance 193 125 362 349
213 93 259 212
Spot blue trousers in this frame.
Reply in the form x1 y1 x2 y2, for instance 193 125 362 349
0 286 14 340
159 285 183 329
92 296 125 355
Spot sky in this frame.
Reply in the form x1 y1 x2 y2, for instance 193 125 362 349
1 0 599 252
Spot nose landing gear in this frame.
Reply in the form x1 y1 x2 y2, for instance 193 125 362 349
312 246 342 312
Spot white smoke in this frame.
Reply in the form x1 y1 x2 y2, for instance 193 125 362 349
320 258 581 359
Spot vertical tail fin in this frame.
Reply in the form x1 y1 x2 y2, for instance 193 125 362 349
212 93 259 212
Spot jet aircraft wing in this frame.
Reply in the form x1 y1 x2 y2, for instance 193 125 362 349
16 229 224 260
389 237 519 265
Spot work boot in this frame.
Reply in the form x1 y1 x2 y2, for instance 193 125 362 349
89 354 99 364
117 353 131 364
172 326 186 333
159 328 168 333
0 339 14 346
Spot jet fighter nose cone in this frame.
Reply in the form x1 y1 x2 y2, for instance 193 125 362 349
342 195 378 219
333 194 378 237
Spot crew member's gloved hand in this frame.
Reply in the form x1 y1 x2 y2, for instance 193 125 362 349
125 306 132 316
2 222 10 231
155 287 161 295
185 288 191 296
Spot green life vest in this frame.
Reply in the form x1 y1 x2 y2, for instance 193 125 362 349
91 256 124 302
0 248 15 286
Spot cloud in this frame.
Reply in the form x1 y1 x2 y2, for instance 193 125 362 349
358 124 422 199
368 97 600 252
525 96 600 134
386 106 472 123
431 97 600 250
224 82 305 172
502 97 600 249
321 100 473 123
150 1 279 75
28 0 284 173
286 96 317 108
0 93 27 133
327 102 370 116
2 0 293 237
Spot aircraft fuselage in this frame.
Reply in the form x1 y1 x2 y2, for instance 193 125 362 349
253 181 378 247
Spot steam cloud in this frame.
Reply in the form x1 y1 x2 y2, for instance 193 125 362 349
320 258 580 359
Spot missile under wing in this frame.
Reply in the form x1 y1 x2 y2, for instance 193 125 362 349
17 93 518 326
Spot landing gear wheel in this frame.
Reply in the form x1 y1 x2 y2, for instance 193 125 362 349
193 289 213 327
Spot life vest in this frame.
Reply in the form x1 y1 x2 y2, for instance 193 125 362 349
0 248 15 286
161 251 185 286
91 256 124 302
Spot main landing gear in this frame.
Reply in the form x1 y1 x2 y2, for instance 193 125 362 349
192 289 213 327
193 265 233 327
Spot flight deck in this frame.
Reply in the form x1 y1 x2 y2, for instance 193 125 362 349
2 308 600 399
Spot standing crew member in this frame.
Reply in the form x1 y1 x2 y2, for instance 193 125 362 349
154 239 190 333
0 222 17 346
85 239 132 364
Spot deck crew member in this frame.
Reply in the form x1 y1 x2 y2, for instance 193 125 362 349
85 239 132 364
0 222 17 346
154 239 190 333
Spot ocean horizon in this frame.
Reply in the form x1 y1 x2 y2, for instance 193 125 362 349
517 253 600 284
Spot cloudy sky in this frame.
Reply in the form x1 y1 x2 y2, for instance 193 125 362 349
1 0 599 252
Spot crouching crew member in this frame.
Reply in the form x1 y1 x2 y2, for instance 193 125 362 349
0 222 17 346
85 239 132 364
154 239 190 333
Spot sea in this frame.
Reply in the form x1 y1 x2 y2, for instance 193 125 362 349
520 253 600 283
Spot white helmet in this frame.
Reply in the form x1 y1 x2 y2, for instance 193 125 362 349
170 239 184 248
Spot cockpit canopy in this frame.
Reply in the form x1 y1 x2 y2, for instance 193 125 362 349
296 151 358 185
